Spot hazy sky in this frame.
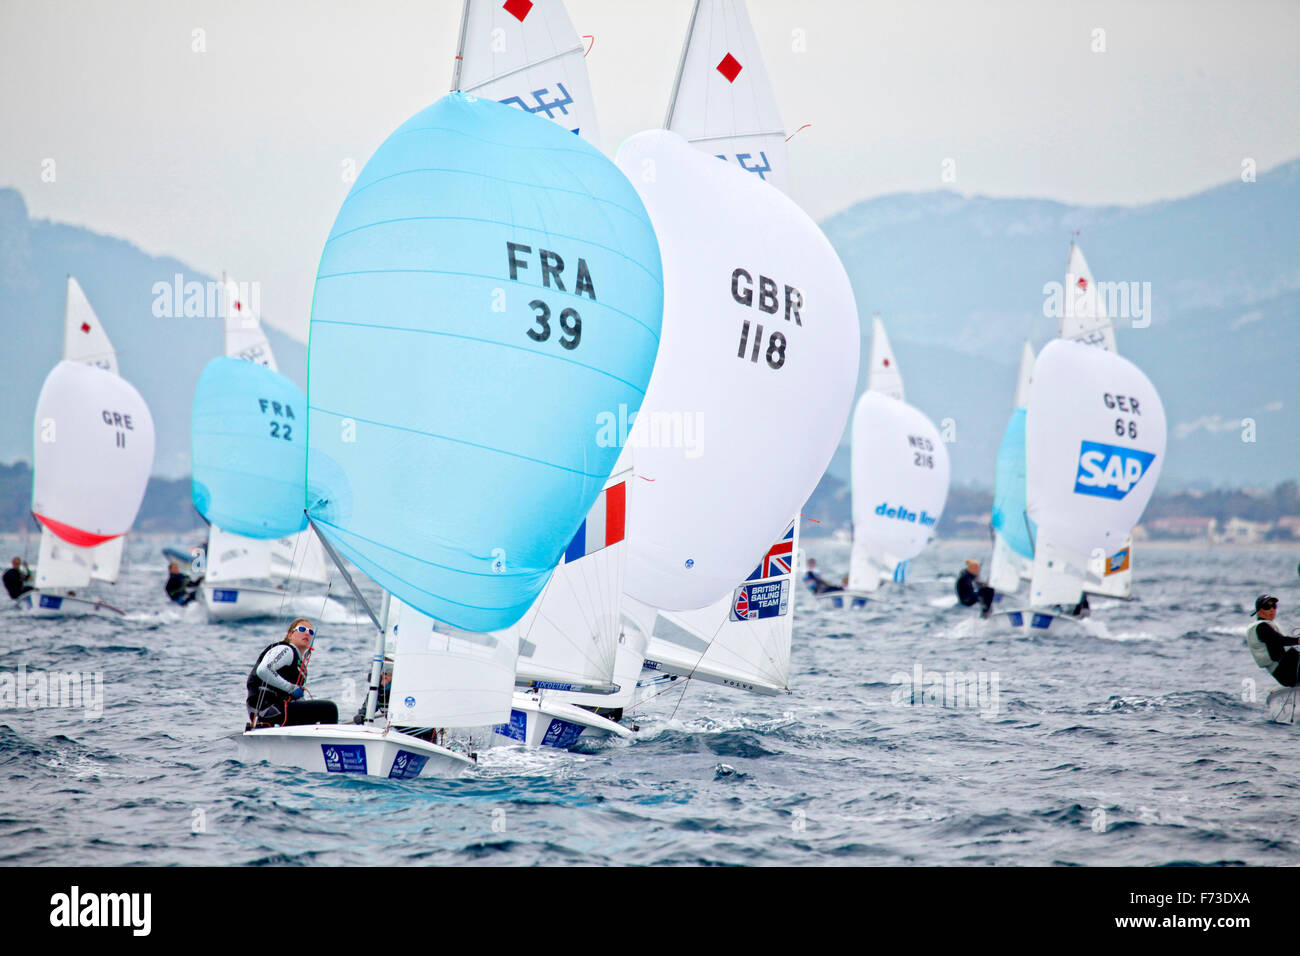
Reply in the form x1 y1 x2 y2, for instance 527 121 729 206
2 0 1297 341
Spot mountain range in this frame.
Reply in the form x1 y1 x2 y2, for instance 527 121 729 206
0 157 1296 495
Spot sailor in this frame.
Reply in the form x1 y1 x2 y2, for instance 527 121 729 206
1070 593 1091 618
352 658 436 741
956 558 995 618
3 557 34 600
803 558 843 594
165 561 202 605
246 617 338 728
1245 595 1300 688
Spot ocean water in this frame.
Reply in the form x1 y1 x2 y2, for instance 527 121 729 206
2 533 1298 866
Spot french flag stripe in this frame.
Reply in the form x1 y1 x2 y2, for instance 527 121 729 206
604 482 626 546
564 521 586 564
585 491 607 555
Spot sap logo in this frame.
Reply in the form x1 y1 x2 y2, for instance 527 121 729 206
1074 441 1156 500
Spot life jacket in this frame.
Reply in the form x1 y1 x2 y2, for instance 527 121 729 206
1246 621 1280 674
245 640 305 709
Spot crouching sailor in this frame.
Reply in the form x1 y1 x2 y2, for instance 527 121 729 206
1246 594 1300 687
956 558 995 618
246 617 339 728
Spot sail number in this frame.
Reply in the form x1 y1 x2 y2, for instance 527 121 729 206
909 434 936 468
1103 392 1141 439
732 268 802 371
259 398 296 441
101 409 134 448
507 242 596 353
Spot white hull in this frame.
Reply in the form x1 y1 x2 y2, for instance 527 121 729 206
814 589 871 609
1267 687 1300 725
494 693 633 750
237 723 475 779
997 607 1085 634
202 584 341 622
16 589 124 618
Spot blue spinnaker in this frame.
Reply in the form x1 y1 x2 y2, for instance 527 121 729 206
991 406 1035 559
307 93 663 632
191 356 308 540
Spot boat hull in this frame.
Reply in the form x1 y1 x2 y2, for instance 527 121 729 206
202 584 290 621
493 694 633 750
813 589 871 609
16 589 124 618
998 608 1084 633
237 724 474 779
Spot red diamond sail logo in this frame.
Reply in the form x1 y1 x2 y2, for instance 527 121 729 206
882 358 890 367
234 300 242 311
1076 276 1088 291
503 0 533 22
716 52 742 83
80 322 91 334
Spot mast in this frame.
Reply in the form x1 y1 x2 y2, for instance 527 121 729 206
449 0 470 92
664 0 702 129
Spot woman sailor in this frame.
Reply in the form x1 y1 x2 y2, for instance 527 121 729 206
1245 595 1300 687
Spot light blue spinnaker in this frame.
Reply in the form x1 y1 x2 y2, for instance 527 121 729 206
306 93 664 632
991 407 1036 559
191 356 309 540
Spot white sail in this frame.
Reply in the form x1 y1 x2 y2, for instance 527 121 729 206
222 272 277 370
665 0 788 192
1060 242 1116 352
865 316 904 401
1024 340 1165 596
32 361 155 545
89 535 124 583
507 467 630 692
451 0 601 148
615 129 859 612
269 532 330 585
988 341 1036 594
387 597 520 728
204 523 274 583
1085 535 1133 599
62 276 118 374
35 528 93 589
648 518 798 695
848 391 949 591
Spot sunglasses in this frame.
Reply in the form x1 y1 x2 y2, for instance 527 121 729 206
295 625 316 636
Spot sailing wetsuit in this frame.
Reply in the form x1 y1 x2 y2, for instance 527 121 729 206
1246 620 1300 688
165 572 201 605
956 569 995 613
3 567 33 600
246 640 307 726
804 571 842 595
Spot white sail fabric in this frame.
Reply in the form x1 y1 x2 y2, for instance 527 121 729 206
222 273 277 370
848 391 950 591
269 531 330 585
866 317 904 401
204 523 274 583
665 0 788 192
63 276 118 374
388 598 519 728
35 528 93 589
451 0 601 148
988 341 1036 594
1060 243 1116 352
90 535 124 583
1085 535 1133 598
1025 339 1165 562
508 468 630 692
615 129 859 611
32 361 155 544
649 518 798 695
1028 535 1092 607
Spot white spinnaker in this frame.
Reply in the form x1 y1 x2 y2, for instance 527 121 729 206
649 518 799 695
451 0 601 149
1060 242 1116 352
32 361 155 542
988 341 1036 594
387 597 519 728
1025 339 1165 565
222 273 277 370
665 0 788 192
865 317 904 401
506 467 630 692
615 130 859 611
849 391 949 590
63 276 117 374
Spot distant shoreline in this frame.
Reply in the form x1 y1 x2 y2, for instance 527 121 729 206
802 535 1300 554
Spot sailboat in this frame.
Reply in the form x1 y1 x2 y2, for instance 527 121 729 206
188 275 334 621
838 318 950 604
999 243 1166 632
988 341 1036 594
19 277 155 617
613 1 858 705
237 93 664 777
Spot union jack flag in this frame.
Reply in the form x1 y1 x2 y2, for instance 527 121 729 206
745 522 795 582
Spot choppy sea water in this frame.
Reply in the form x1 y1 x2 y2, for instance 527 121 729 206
2 533 1298 866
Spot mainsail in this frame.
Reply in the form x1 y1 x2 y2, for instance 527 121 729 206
222 273 277 370
32 278 154 589
451 0 601 148
848 319 950 591
1060 242 1116 352
665 0 788 191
